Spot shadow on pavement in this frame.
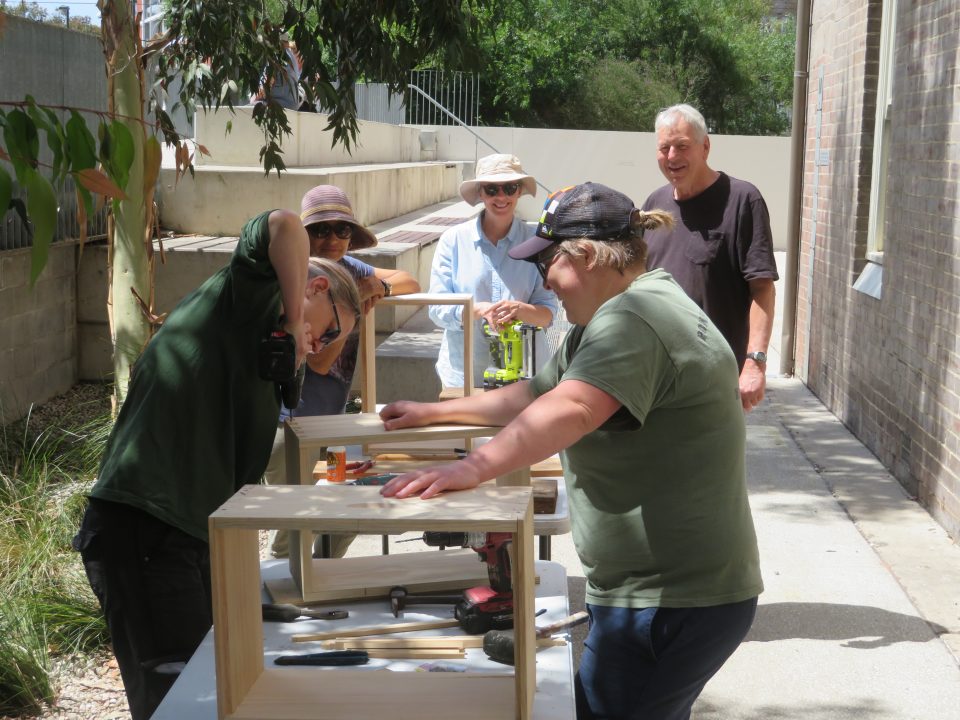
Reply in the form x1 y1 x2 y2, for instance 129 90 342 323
747 601 948 649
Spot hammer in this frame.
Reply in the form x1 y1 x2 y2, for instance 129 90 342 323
483 610 589 665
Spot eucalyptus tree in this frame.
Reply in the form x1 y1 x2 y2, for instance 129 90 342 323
0 0 492 403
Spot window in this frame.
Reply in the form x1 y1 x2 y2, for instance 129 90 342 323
857 0 897 298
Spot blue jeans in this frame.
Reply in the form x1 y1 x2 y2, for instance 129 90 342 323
575 597 758 720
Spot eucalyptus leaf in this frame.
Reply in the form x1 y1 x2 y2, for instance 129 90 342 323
106 121 135 192
65 112 97 172
2 109 40 184
24 168 57 287
0 164 12 218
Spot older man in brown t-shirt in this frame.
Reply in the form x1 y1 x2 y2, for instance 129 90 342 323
643 103 779 412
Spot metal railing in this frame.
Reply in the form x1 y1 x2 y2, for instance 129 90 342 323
405 69 479 126
0 174 108 251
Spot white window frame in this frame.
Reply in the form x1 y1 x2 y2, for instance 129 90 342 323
857 0 897 299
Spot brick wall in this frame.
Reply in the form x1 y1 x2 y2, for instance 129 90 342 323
798 0 960 539
0 244 78 425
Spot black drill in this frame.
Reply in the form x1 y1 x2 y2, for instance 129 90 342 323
420 531 514 634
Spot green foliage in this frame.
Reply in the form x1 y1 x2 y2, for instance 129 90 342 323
473 0 794 135
0 102 142 286
0 395 112 715
153 0 496 173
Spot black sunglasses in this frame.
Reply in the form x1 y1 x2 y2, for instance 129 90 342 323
308 222 353 240
535 246 561 282
481 182 521 197
317 293 342 347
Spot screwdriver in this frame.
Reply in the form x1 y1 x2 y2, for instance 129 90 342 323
261 603 348 622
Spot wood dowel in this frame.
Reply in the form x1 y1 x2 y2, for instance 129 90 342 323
291 618 460 643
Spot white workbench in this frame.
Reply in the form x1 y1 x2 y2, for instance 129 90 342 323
151 559 576 720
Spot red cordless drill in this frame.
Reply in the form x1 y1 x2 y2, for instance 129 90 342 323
420 531 514 634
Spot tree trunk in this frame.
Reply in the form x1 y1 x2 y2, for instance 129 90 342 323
102 0 150 405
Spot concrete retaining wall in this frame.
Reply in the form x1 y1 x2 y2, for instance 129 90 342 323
0 17 106 424
189 107 423 168
0 245 79 425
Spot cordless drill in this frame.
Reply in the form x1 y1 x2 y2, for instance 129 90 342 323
420 531 514 634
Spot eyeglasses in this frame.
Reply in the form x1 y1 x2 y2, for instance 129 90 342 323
317 293 342 348
535 246 561 282
481 183 521 198
307 222 353 240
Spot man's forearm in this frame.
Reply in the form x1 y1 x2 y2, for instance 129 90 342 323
746 279 776 353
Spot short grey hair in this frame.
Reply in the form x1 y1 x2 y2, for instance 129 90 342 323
307 257 361 324
655 104 708 143
553 209 675 274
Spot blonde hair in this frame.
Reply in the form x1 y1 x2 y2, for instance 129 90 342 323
553 209 674 273
307 257 361 323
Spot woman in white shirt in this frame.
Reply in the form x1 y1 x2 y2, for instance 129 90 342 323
429 154 558 390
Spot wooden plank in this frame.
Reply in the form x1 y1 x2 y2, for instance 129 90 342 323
212 485 532 531
229 671 514 720
514 500 536 719
208 525 262 720
323 636 567 651
292 618 460 643
364 648 465 660
287 413 496 450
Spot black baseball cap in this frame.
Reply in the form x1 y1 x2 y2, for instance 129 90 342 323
509 182 638 261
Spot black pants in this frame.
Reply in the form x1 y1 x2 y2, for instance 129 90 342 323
72 498 212 720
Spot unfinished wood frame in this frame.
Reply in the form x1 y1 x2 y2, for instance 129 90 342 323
282 413 530 600
208 483 535 720
359 292 476 413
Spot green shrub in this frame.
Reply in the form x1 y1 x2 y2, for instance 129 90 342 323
0 390 111 716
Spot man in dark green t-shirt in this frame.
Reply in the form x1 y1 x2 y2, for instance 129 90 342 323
379 183 762 720
72 209 360 720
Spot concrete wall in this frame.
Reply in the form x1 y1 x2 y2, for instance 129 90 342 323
797 0 960 540
188 107 423 168
157 161 467 237
424 126 792 252
0 17 106 423
0 245 79 425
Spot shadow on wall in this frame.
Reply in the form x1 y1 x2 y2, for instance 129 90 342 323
747 601 947 649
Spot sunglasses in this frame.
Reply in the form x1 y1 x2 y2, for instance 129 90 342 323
481 183 521 198
534 246 561 282
317 293 342 348
307 222 353 240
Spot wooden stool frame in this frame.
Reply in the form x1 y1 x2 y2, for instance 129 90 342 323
208 483 535 720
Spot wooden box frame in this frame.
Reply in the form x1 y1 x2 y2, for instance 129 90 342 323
282 414 529 601
358 292 477 412
208 483 535 720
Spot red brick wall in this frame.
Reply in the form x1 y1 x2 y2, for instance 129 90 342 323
798 0 960 539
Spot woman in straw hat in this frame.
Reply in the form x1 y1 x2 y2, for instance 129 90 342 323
264 185 419 558
428 153 558 391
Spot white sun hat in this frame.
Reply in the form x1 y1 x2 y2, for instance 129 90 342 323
459 153 537 205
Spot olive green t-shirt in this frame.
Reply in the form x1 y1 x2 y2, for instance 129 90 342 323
531 269 763 608
90 211 284 542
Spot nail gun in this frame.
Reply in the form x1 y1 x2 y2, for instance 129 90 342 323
419 531 514 634
482 321 538 391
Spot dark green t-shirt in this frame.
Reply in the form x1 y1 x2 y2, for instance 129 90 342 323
531 269 763 608
91 211 284 542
